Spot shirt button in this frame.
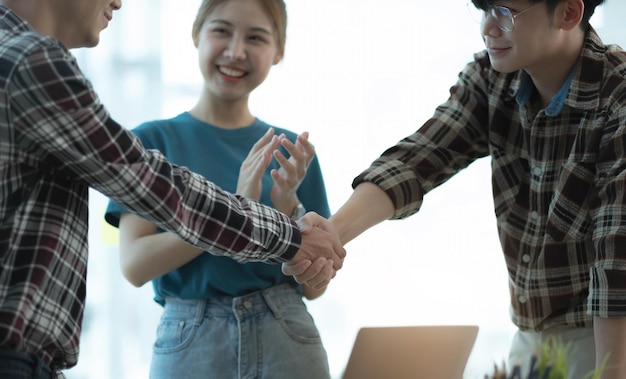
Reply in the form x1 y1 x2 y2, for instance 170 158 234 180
243 301 253 309
530 211 539 220
522 254 531 263
518 295 528 304
533 167 543 176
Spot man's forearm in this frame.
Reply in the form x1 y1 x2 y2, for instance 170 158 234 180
594 316 626 378
330 182 394 245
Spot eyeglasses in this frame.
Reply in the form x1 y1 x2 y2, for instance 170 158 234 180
483 3 542 32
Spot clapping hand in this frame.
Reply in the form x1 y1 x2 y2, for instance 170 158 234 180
269 131 315 213
236 128 282 200
237 128 313 214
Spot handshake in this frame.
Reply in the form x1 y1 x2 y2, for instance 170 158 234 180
282 212 346 289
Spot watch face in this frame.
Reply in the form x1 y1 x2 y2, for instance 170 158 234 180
291 204 306 219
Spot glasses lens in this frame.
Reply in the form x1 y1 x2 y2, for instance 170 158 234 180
494 6 514 31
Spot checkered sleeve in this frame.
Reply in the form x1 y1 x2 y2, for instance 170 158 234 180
12 38 301 263
589 103 626 317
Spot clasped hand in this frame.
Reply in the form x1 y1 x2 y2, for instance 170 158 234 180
282 212 345 289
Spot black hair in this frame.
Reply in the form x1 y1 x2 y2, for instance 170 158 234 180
469 0 605 31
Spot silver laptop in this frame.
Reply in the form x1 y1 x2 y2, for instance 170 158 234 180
342 325 479 379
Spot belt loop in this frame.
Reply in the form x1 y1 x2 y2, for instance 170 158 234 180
261 287 282 320
194 299 206 326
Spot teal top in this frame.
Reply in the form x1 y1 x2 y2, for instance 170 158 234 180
105 112 330 304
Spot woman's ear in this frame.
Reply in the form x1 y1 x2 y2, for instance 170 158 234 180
273 52 283 65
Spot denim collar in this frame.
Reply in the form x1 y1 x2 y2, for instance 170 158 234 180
515 66 576 116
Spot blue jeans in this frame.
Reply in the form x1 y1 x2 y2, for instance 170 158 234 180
149 283 330 379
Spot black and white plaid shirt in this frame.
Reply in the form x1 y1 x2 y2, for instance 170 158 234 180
355 28 626 332
0 6 300 368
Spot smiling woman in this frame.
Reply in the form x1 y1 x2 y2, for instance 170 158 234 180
70 0 621 378
103 0 333 377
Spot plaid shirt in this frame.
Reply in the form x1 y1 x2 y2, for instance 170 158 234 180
354 29 626 331
0 6 300 368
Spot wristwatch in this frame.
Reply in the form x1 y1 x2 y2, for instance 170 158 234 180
290 203 306 219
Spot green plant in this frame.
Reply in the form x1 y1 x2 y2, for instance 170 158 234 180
484 336 606 379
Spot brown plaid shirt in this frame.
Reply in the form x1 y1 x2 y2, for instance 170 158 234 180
354 29 626 331
0 6 300 367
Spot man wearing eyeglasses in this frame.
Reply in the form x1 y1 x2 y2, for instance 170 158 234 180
285 0 624 378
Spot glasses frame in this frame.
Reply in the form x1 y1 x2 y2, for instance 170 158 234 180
485 3 542 32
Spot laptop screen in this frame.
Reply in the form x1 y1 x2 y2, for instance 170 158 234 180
342 325 479 379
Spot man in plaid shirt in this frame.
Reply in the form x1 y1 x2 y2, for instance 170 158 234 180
285 0 626 378
0 0 345 377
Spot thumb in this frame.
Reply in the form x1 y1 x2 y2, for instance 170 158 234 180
282 260 312 276
297 218 312 233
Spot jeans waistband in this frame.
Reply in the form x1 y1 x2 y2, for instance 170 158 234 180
0 350 62 379
162 283 302 321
